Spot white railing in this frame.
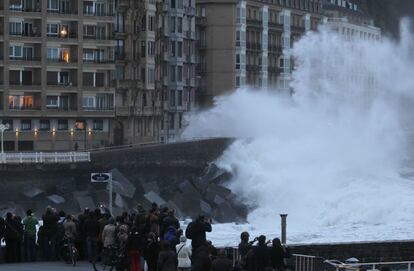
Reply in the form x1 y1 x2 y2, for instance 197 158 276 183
0 152 91 164
325 259 414 271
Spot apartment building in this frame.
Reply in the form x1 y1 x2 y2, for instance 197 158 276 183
321 0 381 40
0 0 116 151
113 0 162 145
156 0 197 142
196 0 323 106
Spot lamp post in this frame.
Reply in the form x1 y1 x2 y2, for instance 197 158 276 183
0 124 10 162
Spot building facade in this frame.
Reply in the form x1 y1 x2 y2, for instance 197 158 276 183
321 0 381 40
195 0 323 106
0 0 117 151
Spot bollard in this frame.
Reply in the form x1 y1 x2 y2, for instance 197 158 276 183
280 214 288 244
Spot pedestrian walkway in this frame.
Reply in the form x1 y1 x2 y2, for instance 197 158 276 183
0 261 92 271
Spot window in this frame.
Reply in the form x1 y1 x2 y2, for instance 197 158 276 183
116 13 125 32
170 17 176 33
47 47 59 60
148 68 155 84
142 93 147 107
171 41 176 57
9 22 22 35
141 41 146 58
47 23 58 36
39 120 50 131
93 120 104 131
82 49 94 61
147 41 155 56
75 120 86 130
83 25 96 37
47 0 59 11
170 90 176 106
171 0 176 8
178 17 183 33
177 42 182 58
82 96 95 109
46 96 58 107
21 120 32 131
179 113 183 129
116 66 125 80
177 66 182 82
177 90 183 106
58 120 68 131
9 45 23 58
148 16 155 31
169 114 175 129
170 66 175 81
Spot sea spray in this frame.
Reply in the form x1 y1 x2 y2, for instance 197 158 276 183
184 21 414 245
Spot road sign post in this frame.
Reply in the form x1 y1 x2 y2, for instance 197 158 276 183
91 173 113 215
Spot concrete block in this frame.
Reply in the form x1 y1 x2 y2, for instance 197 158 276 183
76 196 95 211
142 181 160 194
47 194 65 204
144 191 166 206
166 200 184 219
200 199 212 215
109 168 136 198
178 180 201 196
206 183 231 199
115 193 127 208
213 195 226 205
22 186 44 198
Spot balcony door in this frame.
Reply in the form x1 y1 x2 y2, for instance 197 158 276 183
23 22 33 36
22 70 33 86
23 47 33 60
59 0 71 13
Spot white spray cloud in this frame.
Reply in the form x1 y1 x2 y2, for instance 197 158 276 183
184 21 414 244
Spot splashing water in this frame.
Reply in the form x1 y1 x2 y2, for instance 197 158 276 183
183 20 414 245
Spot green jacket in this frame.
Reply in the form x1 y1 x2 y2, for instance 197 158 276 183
22 215 38 236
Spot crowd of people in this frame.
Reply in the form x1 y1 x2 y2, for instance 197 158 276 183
0 203 291 271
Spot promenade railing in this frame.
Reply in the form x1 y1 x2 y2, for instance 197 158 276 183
0 152 90 164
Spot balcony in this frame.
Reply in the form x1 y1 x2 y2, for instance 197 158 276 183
186 54 196 63
83 11 115 17
9 31 42 42
9 56 41 66
186 78 196 87
47 8 78 16
9 105 41 111
246 64 261 72
269 21 283 30
46 82 77 91
268 45 282 53
291 25 306 33
185 6 196 16
82 106 114 112
246 42 262 51
47 33 78 42
268 66 282 74
196 17 207 26
83 59 115 64
246 19 262 28
47 58 78 67
9 82 41 90
46 106 77 113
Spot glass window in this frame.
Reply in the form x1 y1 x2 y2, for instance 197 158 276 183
93 120 103 131
46 96 58 107
39 120 50 131
82 96 95 109
47 47 59 60
47 24 58 36
58 120 68 131
21 120 32 131
47 0 59 10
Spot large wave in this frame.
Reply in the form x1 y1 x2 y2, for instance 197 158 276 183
183 20 414 244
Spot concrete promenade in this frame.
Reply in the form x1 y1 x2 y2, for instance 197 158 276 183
0 261 92 271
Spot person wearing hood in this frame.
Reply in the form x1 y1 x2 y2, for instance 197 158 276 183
269 238 290 271
176 236 192 271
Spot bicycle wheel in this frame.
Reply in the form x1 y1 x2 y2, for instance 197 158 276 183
92 252 114 271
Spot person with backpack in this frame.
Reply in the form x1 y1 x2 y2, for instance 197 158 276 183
176 236 192 271
22 209 38 262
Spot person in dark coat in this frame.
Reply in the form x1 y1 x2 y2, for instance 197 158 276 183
191 245 212 271
158 207 170 238
157 242 178 271
212 249 233 271
185 215 212 251
42 207 59 261
4 212 21 262
134 204 147 234
128 226 145 271
162 210 180 233
238 232 256 271
144 232 160 271
252 235 270 271
269 238 290 271
84 212 100 262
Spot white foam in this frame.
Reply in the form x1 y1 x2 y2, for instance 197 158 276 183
184 21 414 246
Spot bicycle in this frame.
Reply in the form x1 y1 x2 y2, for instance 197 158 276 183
92 246 125 271
60 237 78 266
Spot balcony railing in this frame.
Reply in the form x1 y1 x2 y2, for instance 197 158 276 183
46 106 77 112
0 152 90 164
47 33 78 39
83 59 115 64
83 35 114 40
246 42 262 50
9 105 41 110
9 56 41 61
82 106 114 111
83 11 115 17
9 32 41 37
47 9 78 15
47 58 78 64
9 7 41 12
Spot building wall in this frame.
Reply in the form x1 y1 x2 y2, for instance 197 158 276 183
196 0 323 106
0 0 117 151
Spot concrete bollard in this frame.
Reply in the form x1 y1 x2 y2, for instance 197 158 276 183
280 214 288 244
